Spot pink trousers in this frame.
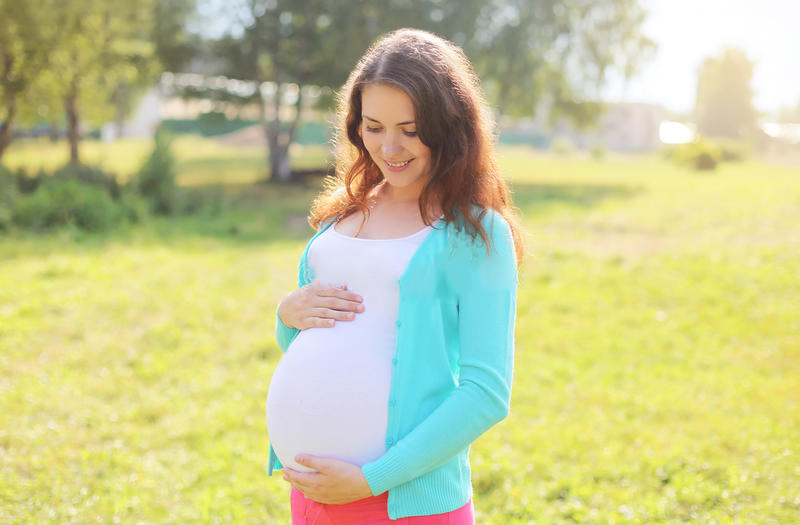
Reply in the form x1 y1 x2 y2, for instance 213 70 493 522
290 488 475 524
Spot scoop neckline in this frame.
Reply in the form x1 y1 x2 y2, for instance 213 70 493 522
331 217 443 241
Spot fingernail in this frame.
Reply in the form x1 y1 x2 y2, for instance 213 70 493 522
295 455 304 463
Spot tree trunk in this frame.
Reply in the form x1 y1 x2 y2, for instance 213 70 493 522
259 81 294 183
269 138 292 182
113 83 127 140
65 84 80 164
0 93 16 162
0 51 16 162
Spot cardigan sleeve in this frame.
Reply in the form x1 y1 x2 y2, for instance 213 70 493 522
361 210 518 495
275 304 300 353
273 230 318 353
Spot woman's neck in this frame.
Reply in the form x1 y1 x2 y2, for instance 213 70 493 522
373 182 441 219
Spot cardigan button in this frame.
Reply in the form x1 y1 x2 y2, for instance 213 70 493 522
395 320 402 328
392 357 398 365
388 398 397 407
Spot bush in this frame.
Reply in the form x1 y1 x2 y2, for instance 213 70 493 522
550 136 575 156
673 139 722 171
51 163 121 199
714 139 749 162
178 185 226 216
12 178 121 231
0 165 19 231
117 188 150 224
134 129 178 215
589 142 606 160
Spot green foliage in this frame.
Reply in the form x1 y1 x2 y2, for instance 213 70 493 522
51 163 122 198
2 161 148 232
134 130 177 215
589 142 606 160
714 138 749 162
12 178 120 231
0 165 19 230
666 138 749 171
178 185 226 216
550 136 576 156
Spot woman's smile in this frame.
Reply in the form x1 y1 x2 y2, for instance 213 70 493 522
383 158 414 171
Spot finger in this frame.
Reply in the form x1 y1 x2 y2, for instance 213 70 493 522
311 308 357 321
317 287 363 303
288 477 315 496
295 454 331 473
285 471 322 495
320 297 366 312
305 316 335 328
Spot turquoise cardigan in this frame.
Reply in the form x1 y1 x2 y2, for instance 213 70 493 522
269 208 518 519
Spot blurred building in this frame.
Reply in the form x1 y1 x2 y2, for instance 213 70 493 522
101 72 329 142
500 101 668 153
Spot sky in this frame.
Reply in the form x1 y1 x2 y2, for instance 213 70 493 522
605 0 800 115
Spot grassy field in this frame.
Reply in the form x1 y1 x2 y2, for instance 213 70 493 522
1 138 799 523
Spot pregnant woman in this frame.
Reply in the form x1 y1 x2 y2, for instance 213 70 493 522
266 28 524 524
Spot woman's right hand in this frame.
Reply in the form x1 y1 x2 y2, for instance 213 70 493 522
277 281 365 330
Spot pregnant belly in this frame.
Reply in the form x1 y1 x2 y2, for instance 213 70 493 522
266 324 394 472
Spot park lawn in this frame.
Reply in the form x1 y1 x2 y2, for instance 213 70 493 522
1 135 331 186
1 142 799 523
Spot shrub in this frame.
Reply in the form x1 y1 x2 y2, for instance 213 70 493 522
14 167 42 194
13 178 121 231
51 163 121 199
550 136 575 156
674 139 722 171
0 165 18 231
714 139 749 162
134 129 177 215
117 188 150 224
589 142 606 160
179 184 226 216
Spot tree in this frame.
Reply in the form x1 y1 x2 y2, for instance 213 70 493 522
213 0 370 182
694 48 758 139
0 0 60 161
467 0 655 125
153 0 201 73
42 0 157 163
211 0 654 181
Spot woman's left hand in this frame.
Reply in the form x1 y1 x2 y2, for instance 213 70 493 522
282 455 374 504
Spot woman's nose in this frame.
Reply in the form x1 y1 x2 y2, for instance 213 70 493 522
381 135 402 155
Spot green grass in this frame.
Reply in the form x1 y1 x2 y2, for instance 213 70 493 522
1 140 799 523
2 135 331 185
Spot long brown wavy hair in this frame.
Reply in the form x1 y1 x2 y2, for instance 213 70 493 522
309 28 525 263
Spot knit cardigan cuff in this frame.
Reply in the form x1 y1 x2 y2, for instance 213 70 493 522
361 452 407 496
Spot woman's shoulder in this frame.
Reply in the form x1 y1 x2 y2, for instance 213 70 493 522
444 206 512 249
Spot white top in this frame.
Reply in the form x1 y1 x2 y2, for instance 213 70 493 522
266 222 434 472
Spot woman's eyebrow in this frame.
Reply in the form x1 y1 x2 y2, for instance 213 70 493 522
362 115 415 126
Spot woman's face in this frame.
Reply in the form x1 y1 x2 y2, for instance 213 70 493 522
359 83 432 199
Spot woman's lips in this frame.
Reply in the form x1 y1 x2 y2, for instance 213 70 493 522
383 158 414 172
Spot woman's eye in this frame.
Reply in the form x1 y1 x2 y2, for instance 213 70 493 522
365 126 382 133
403 130 418 137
